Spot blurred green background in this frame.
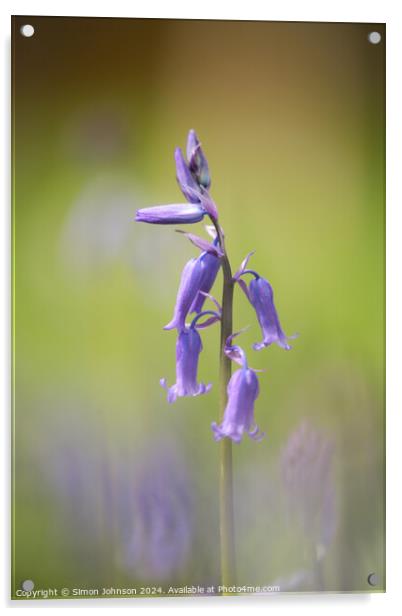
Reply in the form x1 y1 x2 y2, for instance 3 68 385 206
12 17 385 597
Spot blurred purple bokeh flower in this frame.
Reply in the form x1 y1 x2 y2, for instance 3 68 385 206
281 420 337 556
43 416 195 581
119 445 194 580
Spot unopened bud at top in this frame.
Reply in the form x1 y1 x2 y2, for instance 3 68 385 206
174 147 202 203
186 129 211 190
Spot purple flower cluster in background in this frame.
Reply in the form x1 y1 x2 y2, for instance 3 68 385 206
281 421 337 558
136 130 294 443
119 445 194 580
44 419 194 581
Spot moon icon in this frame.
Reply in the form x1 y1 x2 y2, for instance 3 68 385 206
367 572 377 587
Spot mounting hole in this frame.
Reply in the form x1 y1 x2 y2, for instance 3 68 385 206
22 579 35 591
368 31 381 45
20 24 35 38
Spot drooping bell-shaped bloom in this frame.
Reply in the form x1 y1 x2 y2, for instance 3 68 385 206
234 253 292 351
212 336 264 443
211 365 263 443
186 129 211 190
249 276 291 351
135 202 206 225
160 326 211 403
164 257 204 331
189 251 221 314
180 233 221 314
164 240 222 331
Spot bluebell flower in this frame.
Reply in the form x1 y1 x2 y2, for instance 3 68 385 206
234 253 292 351
161 325 212 403
211 334 264 443
211 367 263 444
249 276 291 351
135 130 293 448
135 202 206 225
136 129 217 227
175 147 203 203
186 129 211 190
190 251 221 314
174 232 222 314
164 243 221 331
175 131 218 220
164 257 204 331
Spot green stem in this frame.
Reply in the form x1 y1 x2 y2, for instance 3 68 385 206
213 221 236 591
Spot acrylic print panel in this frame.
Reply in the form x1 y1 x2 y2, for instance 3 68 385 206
12 16 385 600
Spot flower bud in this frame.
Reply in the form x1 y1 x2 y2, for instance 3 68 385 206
186 129 211 189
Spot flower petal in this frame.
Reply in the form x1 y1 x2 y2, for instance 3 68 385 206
135 203 205 225
189 252 221 314
197 189 219 220
233 251 256 280
175 147 202 203
176 231 223 257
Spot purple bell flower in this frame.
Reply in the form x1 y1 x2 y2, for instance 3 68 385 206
189 251 221 314
211 366 263 444
211 336 264 443
249 276 291 351
135 202 206 225
164 245 221 331
174 147 202 204
164 257 204 332
186 129 211 190
234 253 291 351
160 326 211 403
